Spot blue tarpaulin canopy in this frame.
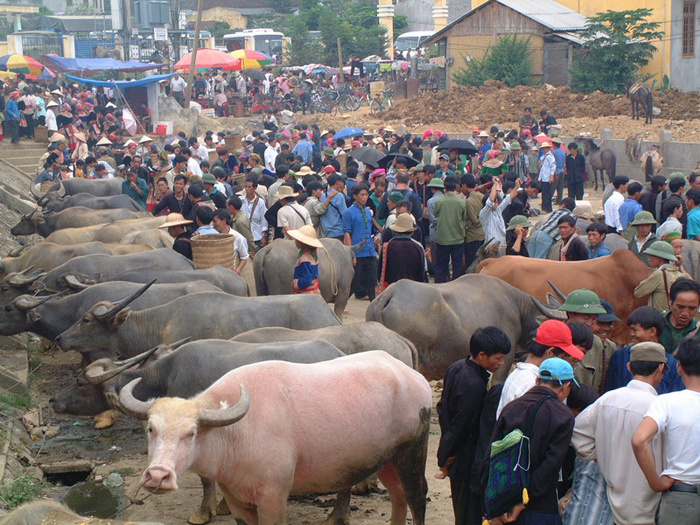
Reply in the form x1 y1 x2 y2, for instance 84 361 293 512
39 56 165 76
63 73 175 89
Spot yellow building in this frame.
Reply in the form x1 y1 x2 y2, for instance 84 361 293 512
472 0 672 81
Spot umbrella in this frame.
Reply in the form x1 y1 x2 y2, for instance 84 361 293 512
230 49 274 70
302 63 338 76
335 127 365 141
533 133 552 143
0 54 44 76
437 139 478 156
173 49 241 73
241 69 265 81
377 153 420 169
350 146 386 168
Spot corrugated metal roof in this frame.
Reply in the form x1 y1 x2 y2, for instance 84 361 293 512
496 0 588 32
423 0 588 48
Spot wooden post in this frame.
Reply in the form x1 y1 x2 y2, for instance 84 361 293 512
184 0 204 107
337 37 344 84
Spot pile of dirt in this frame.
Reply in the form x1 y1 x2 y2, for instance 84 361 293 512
384 81 700 128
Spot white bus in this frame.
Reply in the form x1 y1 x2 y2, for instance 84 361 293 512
223 28 284 58
394 31 434 52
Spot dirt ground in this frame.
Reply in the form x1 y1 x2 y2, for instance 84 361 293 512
291 82 700 143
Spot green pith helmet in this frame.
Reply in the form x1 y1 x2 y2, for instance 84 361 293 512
427 178 444 189
630 211 657 226
506 215 533 231
201 173 217 184
559 289 607 314
666 172 686 183
643 240 677 262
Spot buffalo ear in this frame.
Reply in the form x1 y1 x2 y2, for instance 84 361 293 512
26 310 41 324
110 308 131 328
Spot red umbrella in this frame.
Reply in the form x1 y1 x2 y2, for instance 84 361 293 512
173 49 241 72
533 133 553 143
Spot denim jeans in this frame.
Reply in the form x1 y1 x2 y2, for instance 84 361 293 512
541 181 553 212
528 230 555 259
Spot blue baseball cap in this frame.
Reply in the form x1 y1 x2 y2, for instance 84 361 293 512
538 358 579 386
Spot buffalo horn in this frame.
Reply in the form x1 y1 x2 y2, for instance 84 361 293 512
93 279 157 321
117 378 152 420
64 275 90 291
531 296 567 321
350 238 367 253
85 338 191 385
547 280 568 302
14 293 55 311
29 183 44 200
57 181 66 197
8 269 46 288
198 385 250 428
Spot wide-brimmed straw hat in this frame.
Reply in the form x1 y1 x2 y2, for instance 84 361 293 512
46 100 59 108
297 166 316 176
74 132 86 143
49 132 64 142
288 224 323 248
277 185 299 199
158 213 193 229
96 136 112 146
389 213 417 233
139 135 153 144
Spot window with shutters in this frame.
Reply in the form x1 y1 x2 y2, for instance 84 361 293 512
683 1 696 57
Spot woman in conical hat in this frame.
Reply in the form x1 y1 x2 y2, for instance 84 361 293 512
287 224 323 294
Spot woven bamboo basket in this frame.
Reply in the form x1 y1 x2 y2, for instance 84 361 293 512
224 133 242 152
190 234 235 270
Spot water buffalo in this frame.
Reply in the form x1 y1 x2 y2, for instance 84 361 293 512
254 238 354 317
230 322 418 369
0 280 222 340
33 178 123 199
111 267 249 297
478 250 653 342
120 351 431 525
0 268 47 306
52 339 347 524
31 250 195 293
118 229 173 248
0 499 164 525
44 217 167 245
39 192 143 214
680 238 700 282
0 242 155 278
11 206 147 237
366 274 552 380
56 290 341 357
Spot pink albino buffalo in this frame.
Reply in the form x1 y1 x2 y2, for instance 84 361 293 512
119 351 432 525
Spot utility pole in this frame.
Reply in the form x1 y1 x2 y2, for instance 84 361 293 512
184 0 204 108
337 37 344 84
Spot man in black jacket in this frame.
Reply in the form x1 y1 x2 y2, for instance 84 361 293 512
437 326 511 525
491 358 576 525
151 174 187 215
565 143 586 200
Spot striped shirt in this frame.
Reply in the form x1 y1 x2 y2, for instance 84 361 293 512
534 209 575 242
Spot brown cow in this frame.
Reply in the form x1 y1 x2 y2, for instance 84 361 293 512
477 250 653 342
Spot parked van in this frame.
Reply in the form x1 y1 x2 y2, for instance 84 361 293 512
394 31 434 52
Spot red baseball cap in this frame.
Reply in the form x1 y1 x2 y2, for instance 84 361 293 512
322 165 336 173
535 320 584 360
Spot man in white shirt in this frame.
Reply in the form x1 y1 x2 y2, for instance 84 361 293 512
276 185 311 237
183 149 202 177
497 319 581 418
537 142 556 212
656 201 684 238
212 208 249 275
241 177 268 250
633 337 700 525
573 342 667 525
189 137 209 166
604 175 629 234
264 135 278 175
170 74 187 107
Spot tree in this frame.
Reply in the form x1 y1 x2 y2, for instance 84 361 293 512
285 16 324 66
207 21 233 45
452 34 532 87
570 9 663 94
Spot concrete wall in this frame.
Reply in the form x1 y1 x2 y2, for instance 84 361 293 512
395 0 437 32
670 0 700 91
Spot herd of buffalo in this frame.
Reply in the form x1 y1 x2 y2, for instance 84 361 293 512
4 177 700 524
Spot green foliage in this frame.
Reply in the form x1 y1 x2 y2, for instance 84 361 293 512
0 391 33 411
65 3 97 15
0 475 52 509
0 17 13 41
207 21 232 45
452 34 532 87
269 0 296 14
394 14 408 34
651 74 670 92
284 0 387 66
570 9 663 94
38 6 54 15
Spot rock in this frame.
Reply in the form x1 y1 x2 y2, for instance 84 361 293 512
103 472 124 488
652 107 661 116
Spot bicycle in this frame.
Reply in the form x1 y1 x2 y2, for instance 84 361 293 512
369 89 393 116
343 85 370 111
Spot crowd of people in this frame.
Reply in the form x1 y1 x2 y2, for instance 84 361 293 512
11 71 700 525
